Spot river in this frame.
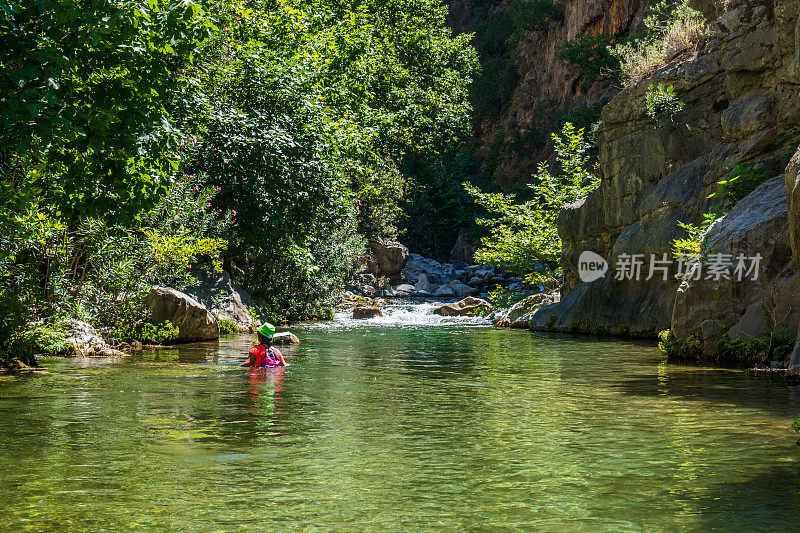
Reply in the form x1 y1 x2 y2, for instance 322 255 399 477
2 301 800 530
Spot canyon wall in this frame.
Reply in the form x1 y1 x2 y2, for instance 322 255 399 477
522 0 800 362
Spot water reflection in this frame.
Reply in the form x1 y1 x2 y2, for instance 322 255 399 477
1 325 800 530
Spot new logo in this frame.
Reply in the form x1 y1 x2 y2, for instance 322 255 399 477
578 250 608 283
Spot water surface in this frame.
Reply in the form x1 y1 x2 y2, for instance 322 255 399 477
2 303 800 531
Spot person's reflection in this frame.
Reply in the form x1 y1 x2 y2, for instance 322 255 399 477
248 367 286 426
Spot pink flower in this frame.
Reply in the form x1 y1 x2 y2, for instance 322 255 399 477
214 185 221 192
232 210 237 217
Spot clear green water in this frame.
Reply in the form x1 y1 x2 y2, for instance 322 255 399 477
2 318 800 531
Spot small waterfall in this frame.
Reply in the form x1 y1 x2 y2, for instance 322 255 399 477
307 299 491 329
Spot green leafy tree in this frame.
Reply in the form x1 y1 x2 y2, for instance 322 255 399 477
0 0 214 221
465 123 599 285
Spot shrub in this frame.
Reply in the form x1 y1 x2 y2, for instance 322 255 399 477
111 321 180 345
658 329 702 359
712 329 795 365
465 123 599 285
672 162 771 263
557 34 620 82
645 83 685 122
612 0 706 86
217 318 241 335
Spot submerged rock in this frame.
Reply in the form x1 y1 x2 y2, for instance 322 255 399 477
146 287 219 342
434 297 492 317
272 332 300 345
353 305 383 319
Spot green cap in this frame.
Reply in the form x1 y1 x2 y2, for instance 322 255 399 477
259 322 276 338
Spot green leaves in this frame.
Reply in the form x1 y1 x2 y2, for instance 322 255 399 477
465 123 599 283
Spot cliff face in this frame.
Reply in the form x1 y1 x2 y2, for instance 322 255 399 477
446 0 647 187
525 0 800 357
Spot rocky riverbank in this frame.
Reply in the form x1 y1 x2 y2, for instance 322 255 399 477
486 0 800 368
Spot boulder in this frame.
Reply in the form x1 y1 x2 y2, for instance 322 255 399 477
146 286 220 342
386 283 415 297
64 319 126 357
401 253 456 285
495 292 560 328
367 239 409 277
415 274 432 293
434 297 493 317
786 148 800 375
450 230 478 264
671 176 800 354
273 332 300 345
433 285 456 297
353 306 383 319
185 269 259 332
450 280 476 297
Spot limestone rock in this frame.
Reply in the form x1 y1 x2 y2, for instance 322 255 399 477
367 239 409 277
720 95 773 141
671 176 799 353
785 148 800 375
273 332 300 345
401 254 456 285
353 306 383 319
415 274 432 293
433 297 493 317
433 285 456 297
495 292 560 328
450 280 475 297
185 269 259 332
64 319 127 357
146 286 220 342
450 230 478 264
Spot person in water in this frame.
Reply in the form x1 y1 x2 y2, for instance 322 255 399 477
240 322 288 368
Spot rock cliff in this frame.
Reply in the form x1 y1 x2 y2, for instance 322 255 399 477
445 0 648 186
520 0 800 362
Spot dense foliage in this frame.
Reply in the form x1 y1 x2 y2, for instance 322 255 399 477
0 0 478 362
185 0 478 318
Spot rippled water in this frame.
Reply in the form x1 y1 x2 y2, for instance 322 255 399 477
2 304 800 531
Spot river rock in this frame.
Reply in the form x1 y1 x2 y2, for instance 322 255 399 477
495 292 560 328
401 253 456 285
450 280 476 297
434 297 493 317
64 319 126 357
185 269 259 332
366 239 409 278
671 176 800 353
434 285 456 297
353 305 383 319
415 274 432 293
273 332 300 345
146 286 220 342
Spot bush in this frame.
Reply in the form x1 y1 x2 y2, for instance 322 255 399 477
557 34 620 82
672 162 771 263
612 0 706 86
111 321 180 345
465 123 599 285
645 83 684 122
712 329 795 365
658 329 702 360
217 318 241 335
